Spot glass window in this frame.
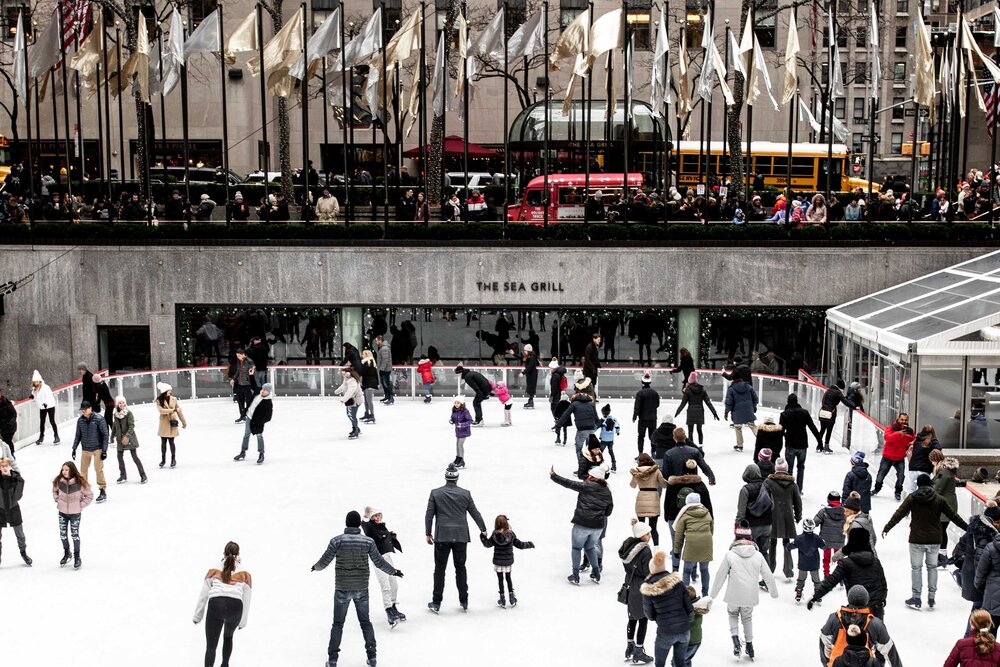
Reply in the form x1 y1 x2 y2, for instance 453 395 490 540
380 0 402 42
560 0 586 29
852 132 863 152
701 308 826 377
895 26 907 48
856 30 866 48
853 98 866 121
855 61 866 84
506 0 526 33
313 0 340 30
897 0 909 12
891 96 904 120
685 0 704 46
890 132 903 154
919 366 964 447
893 60 906 83
188 0 217 26
755 0 777 48
628 9 652 51
834 98 846 119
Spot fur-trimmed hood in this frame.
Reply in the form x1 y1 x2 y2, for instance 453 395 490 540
618 537 652 564
758 423 783 433
939 457 960 473
632 464 662 481
767 472 796 485
640 571 684 597
667 473 703 486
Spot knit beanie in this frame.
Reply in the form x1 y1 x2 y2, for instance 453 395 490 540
802 518 816 533
649 551 668 574
31 370 42 382
686 493 701 506
445 463 460 481
758 448 773 462
843 495 862 512
346 511 362 528
850 451 865 465
642 372 652 385
775 458 789 473
687 372 698 385
735 520 752 539
156 382 172 395
631 518 652 539
847 585 870 607
917 473 933 488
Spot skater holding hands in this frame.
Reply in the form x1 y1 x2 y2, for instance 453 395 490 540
481 514 534 608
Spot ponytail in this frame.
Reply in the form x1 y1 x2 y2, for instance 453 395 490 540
971 609 996 655
221 541 240 584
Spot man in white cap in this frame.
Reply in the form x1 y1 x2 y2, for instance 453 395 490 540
633 372 660 458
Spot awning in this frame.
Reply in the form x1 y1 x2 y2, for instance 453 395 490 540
402 135 498 159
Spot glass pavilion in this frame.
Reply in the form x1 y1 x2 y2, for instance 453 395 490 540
826 250 1000 449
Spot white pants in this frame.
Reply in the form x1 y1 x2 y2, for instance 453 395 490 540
727 605 755 642
904 470 923 496
373 552 398 608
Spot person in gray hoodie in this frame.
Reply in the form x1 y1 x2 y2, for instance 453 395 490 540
735 464 772 564
375 336 394 405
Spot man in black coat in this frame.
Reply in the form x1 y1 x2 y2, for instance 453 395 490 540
721 356 752 384
455 366 492 425
0 387 17 451
247 336 271 384
780 393 822 492
632 372 660 456
550 465 614 584
77 362 97 408
582 333 601 388
663 427 716 484
425 464 487 612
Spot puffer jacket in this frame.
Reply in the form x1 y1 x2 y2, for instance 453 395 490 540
73 412 109 454
976 534 1000 615
312 527 397 591
884 485 968 545
620 537 653 621
673 503 714 562
675 383 718 425
650 422 676 461
765 472 802 539
943 637 1000 667
52 477 94 514
31 380 56 409
842 463 873 513
813 503 846 550
663 474 713 522
813 549 887 607
550 473 613 529
417 359 435 384
360 362 379 391
954 514 998 602
883 425 915 462
788 532 825 571
633 386 661 422
753 423 784 461
451 406 473 438
736 464 771 528
724 381 758 424
557 395 599 431
932 459 960 522
708 540 777 607
549 365 567 398
0 470 25 526
630 465 668 517
780 402 821 449
641 570 694 634
0 396 15 438
576 447 606 480
480 530 534 567
459 369 493 399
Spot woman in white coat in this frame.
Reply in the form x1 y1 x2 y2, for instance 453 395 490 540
30 370 59 445
333 366 363 440
707 521 778 662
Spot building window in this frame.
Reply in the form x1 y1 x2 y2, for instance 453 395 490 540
313 0 340 30
897 0 909 13
380 0 402 42
891 96 904 120
852 132 864 152
890 132 903 153
856 30 866 48
854 61 866 84
895 26 907 48
893 60 906 83
853 97 866 121
834 98 846 119
685 0 704 46
821 64 829 87
560 0 586 29
2 4 25 41
505 0 526 34
755 0 777 48
628 2 652 51
188 0 217 27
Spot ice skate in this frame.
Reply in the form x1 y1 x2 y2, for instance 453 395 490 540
20 549 32 566
116 475 127 483
391 604 406 622
386 607 399 628
905 596 922 610
59 549 71 567
497 593 506 608
73 552 81 569
427 602 440 614
257 452 264 465
96 489 107 503
745 642 755 661
732 635 742 658
567 573 580 585
508 592 517 607
234 451 246 461
630 645 653 664
53 436 60 444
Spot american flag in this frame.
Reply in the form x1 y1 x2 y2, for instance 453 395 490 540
60 0 91 49
987 68 1000 139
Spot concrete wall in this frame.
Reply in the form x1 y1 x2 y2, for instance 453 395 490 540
0 244 991 388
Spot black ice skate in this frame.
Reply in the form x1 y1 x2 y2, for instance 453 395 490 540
73 552 81 569
257 452 264 465
427 602 440 614
745 642 755 661
20 549 32 566
508 591 517 607
630 645 653 664
234 451 246 461
391 604 406 622
386 607 399 628
497 593 506 608
59 549 71 567
732 635 742 658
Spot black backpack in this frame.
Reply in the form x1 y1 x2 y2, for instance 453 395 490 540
745 484 772 517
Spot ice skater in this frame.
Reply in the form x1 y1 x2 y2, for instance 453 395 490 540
417 354 435 403
30 370 59 445
362 507 406 627
110 395 147 484
0 457 32 566
193 542 252 667
596 404 620 473
449 400 472 469
549 464 613 585
234 383 273 464
72 401 108 504
455 366 492 426
788 518 825 604
490 380 513 426
333 367 363 440
360 350 378 424
0 387 16 455
480 514 534 608
52 461 93 569
156 383 187 468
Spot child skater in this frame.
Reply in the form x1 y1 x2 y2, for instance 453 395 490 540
491 380 514 427
481 514 534 608
596 403 620 473
449 400 473 469
813 491 846 577
553 392 570 446
685 585 713 666
417 354 435 403
787 517 826 604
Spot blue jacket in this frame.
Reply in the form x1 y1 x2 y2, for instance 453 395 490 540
724 381 758 425
842 463 873 513
788 532 826 571
73 413 109 454
595 415 620 443
557 395 599 431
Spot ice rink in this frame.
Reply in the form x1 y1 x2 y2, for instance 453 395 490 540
5 395 971 666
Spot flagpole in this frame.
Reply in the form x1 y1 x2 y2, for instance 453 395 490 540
322 58 330 187
705 0 714 207
950 14 962 201
722 20 729 192
93 31 105 189
219 3 232 226
908 58 919 222
381 18 390 232
584 1 593 228
73 18 85 190
418 2 427 215
502 0 510 232
22 13 35 208
57 0 75 198
745 9 754 199
826 2 835 202
990 41 999 223
101 12 113 204
542 0 549 228
462 0 469 223
50 70 60 190
115 27 126 181
341 12 350 223
157 29 167 182
786 89 795 206
623 0 631 223
256 2 270 210
179 33 192 215
662 1 671 203
301 1 311 223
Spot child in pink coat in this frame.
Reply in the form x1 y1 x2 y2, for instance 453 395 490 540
491 381 513 427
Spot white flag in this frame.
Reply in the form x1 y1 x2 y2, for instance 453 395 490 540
752 41 780 111
829 11 844 97
696 10 734 105
455 12 469 102
869 2 879 101
650 6 672 114
28 14 61 78
589 9 624 65
550 8 590 74
386 9 421 65
160 9 184 96
226 10 259 67
729 30 745 78
183 11 220 61
799 96 821 133
781 8 800 104
995 8 1000 49
816 97 849 141
339 7 382 71
477 8 505 63
431 33 448 114
290 7 340 79
677 28 693 117
504 11 544 61
914 12 934 111
13 10 26 103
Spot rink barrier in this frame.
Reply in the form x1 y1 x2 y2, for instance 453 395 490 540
12 365 884 454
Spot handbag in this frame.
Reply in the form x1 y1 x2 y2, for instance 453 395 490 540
617 582 630 605
169 411 180 428
819 409 834 420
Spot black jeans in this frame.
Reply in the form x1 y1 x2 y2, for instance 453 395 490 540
379 371 394 399
472 396 485 422
160 437 176 463
687 422 705 445
637 420 656 454
204 597 243 667
818 419 836 448
117 448 146 479
39 407 58 440
432 542 469 605
234 385 254 419
874 457 905 496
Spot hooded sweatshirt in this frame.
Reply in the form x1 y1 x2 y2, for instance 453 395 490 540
736 464 771 528
842 463 873 513
31 372 56 409
883 485 968 545
708 539 777 606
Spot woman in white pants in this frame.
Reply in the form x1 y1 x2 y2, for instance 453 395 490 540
362 506 406 627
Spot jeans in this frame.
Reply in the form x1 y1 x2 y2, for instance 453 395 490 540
785 447 807 492
362 388 375 419
796 569 820 591
423 381 433 398
432 542 469 604
255 369 269 385
80 449 106 490
600 441 617 469
327 589 376 663
875 458 905 496
909 543 938 599
684 642 700 667
346 405 359 433
472 396 485 422
637 420 656 454
240 420 265 453
905 470 924 496
204 597 243 667
379 370 394 399
574 430 589 458
653 630 690 667
570 524 604 576
682 561 710 596
58 512 81 555
767 537 793 579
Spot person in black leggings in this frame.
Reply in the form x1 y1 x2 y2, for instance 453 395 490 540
194 541 252 667
31 372 60 445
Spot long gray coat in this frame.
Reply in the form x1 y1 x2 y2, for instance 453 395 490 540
425 481 487 543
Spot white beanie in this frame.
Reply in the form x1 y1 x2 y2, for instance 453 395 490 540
686 493 702 505
631 518 652 539
588 465 607 479
31 370 42 382
523 344 533 352
548 359 558 369
115 394 127 405
156 382 172 394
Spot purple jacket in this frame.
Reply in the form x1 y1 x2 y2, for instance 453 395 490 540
451 407 473 438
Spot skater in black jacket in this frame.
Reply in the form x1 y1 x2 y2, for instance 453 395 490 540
633 372 660 456
481 514 534 608
362 507 406 627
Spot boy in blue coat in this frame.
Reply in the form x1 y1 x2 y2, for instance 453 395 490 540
595 404 620 472
788 517 826 604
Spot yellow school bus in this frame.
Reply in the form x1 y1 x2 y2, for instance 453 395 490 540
674 140 871 193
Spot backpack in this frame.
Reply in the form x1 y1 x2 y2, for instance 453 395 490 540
560 376 568 392
828 609 877 667
745 484 773 517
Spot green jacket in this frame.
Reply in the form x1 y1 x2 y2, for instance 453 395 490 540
883 486 967 545
111 411 139 449
673 504 714 563
932 461 959 522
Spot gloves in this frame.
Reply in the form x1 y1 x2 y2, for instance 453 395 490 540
101 452 107 461
393 569 404 578
525 542 535 549
310 566 316 571
72 449 77 460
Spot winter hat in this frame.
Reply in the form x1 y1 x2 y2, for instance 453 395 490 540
445 464 460 481
31 370 42 382
763 415 776 425
587 433 602 450
850 451 866 465
114 394 127 406
453 365 465 375
847 585 870 608
587 466 607 480
843 527 871 555
575 377 592 391
200 193 210 201
649 551 668 574
235 191 243 200
775 458 789 473
802 518 816 533
758 448 773 461
734 520 753 539
686 493 702 506
573 369 584 382
687 372 698 385
985 502 1000 523
827 490 842 503
79 401 92 410
364 506 382 520
548 359 559 369
156 382 171 395
843 495 862 512
917 473 933 488
345 511 362 528
268 194 277 205
631 518 652 539
685 458 698 471
642 371 652 385
261 382 274 397
523 344 533 353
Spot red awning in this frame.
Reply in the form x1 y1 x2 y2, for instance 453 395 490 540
402 135 498 159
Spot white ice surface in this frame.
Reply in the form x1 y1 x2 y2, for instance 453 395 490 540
5 397 969 666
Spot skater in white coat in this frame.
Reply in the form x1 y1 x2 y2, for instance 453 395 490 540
706 521 777 661
30 370 59 445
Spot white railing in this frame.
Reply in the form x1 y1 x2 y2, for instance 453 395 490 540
12 365 885 454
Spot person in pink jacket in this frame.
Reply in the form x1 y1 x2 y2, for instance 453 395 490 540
490 381 514 427
52 461 93 570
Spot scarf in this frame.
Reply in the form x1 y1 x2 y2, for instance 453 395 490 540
114 406 129 420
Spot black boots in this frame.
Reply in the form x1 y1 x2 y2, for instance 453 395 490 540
391 604 406 622
386 607 399 628
60 549 71 567
96 489 107 504
508 591 517 607
74 552 81 569
234 451 246 461
257 452 264 465
498 593 506 608
20 549 32 566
